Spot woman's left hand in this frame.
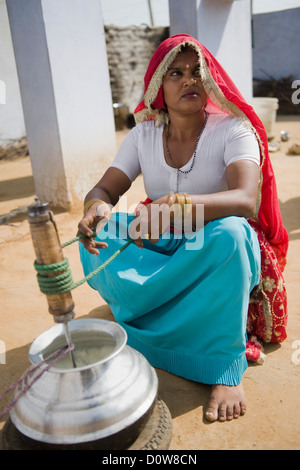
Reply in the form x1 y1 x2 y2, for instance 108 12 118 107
129 197 170 249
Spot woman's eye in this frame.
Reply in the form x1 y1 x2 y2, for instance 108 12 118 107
170 70 181 77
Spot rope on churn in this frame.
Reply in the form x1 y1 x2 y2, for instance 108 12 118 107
0 344 74 421
34 233 134 296
0 233 133 420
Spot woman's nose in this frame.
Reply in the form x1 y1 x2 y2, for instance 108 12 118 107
184 76 197 86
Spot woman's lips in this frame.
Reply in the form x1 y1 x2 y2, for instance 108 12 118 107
181 89 199 98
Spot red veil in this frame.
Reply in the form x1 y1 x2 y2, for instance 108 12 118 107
134 35 288 357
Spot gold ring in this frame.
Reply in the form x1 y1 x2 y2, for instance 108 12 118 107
144 233 151 240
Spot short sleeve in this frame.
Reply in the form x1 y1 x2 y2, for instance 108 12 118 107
111 127 141 181
224 120 260 167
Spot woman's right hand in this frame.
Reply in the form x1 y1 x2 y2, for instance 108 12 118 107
77 201 111 255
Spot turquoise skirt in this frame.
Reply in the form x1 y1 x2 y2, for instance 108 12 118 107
79 213 261 386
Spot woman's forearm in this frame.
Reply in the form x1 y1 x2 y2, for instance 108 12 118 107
147 187 257 238
84 186 113 207
189 160 260 224
83 167 132 208
190 189 257 224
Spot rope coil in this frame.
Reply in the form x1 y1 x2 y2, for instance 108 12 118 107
34 259 73 295
34 233 133 296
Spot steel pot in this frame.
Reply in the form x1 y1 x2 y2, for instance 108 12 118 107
10 318 158 449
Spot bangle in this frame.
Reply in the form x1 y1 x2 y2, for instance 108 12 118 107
183 193 192 205
167 193 192 227
176 193 185 211
183 193 192 218
174 193 185 228
167 193 176 224
83 199 110 216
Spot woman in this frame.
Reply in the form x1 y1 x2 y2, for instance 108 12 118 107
78 35 288 422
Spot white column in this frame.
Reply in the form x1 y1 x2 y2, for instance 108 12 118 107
6 0 116 209
0 0 25 146
169 0 253 102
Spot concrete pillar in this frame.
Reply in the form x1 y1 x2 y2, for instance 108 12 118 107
169 0 253 102
6 0 116 209
0 0 26 146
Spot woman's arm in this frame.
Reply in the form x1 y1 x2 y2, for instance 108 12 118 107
134 159 260 248
83 166 132 207
79 159 259 252
190 159 260 224
78 167 132 254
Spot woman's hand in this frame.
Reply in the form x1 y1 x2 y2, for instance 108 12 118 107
77 201 111 255
129 196 171 249
77 167 132 254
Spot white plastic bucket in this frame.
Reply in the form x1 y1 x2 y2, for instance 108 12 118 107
252 97 279 140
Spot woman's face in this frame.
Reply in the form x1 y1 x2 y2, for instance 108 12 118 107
162 48 207 117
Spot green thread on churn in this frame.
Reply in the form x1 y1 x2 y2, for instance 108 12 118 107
34 233 133 296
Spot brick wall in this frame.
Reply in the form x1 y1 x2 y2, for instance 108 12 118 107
104 25 169 115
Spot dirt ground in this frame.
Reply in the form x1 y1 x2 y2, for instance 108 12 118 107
0 116 299 450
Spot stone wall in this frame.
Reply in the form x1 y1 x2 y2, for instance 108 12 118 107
252 8 300 82
252 8 300 114
104 25 169 115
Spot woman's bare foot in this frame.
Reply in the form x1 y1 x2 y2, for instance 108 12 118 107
205 383 246 422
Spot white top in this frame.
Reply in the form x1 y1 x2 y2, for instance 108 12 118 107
111 113 260 201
